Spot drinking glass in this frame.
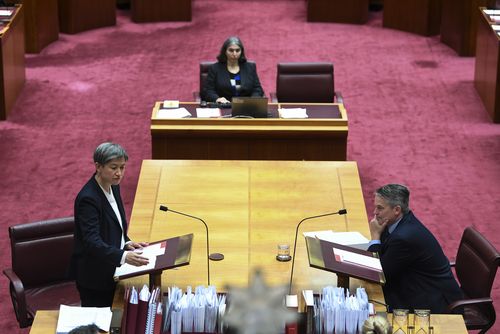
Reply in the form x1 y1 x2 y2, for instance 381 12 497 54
392 309 409 334
414 309 431 334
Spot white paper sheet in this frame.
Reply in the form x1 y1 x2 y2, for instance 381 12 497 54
114 243 163 279
56 305 112 334
157 108 191 119
304 230 369 245
278 108 308 119
333 248 382 271
484 9 500 15
196 108 221 118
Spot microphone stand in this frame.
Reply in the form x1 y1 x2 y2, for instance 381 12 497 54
288 209 347 295
159 205 224 286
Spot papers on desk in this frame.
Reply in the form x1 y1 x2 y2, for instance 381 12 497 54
157 108 191 119
114 242 165 279
303 230 369 248
484 9 500 15
56 304 112 334
163 100 180 108
318 286 372 334
333 247 383 272
0 9 13 17
163 285 226 334
278 108 308 119
196 108 221 118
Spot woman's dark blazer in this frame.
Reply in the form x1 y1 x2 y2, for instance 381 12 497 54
70 175 130 291
204 61 264 102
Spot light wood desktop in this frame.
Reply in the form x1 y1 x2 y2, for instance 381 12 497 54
151 102 348 161
30 310 468 334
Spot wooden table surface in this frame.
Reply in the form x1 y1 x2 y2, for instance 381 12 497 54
118 160 373 296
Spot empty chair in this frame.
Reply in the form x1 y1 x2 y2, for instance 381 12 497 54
274 62 343 103
448 226 500 333
3 217 80 328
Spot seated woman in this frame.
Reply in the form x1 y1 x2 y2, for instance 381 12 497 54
204 36 264 103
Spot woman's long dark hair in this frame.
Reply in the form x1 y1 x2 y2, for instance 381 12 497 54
216 36 247 64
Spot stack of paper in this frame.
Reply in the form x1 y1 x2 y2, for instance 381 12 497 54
278 108 308 119
196 108 221 118
303 230 369 249
114 242 165 280
56 305 112 334
157 108 191 119
162 285 226 334
318 286 371 334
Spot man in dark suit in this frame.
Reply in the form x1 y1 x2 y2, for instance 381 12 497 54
368 184 462 313
71 142 149 307
203 36 264 103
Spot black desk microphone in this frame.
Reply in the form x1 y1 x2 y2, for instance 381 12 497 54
288 209 347 294
159 205 224 286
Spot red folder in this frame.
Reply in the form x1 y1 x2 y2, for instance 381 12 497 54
125 300 138 334
135 299 149 334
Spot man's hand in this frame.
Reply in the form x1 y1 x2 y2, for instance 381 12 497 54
125 250 149 266
369 216 389 240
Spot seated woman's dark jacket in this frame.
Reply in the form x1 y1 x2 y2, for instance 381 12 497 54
203 61 264 102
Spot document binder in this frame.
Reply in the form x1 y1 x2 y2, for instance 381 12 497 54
305 236 385 288
113 233 193 282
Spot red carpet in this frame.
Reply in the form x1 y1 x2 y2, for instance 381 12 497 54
1 0 499 332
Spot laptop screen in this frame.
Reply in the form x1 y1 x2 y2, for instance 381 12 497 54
231 97 269 118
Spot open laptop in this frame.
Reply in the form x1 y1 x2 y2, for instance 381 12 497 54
231 97 269 118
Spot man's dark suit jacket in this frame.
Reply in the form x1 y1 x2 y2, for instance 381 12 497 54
70 175 130 291
368 211 462 313
204 61 264 102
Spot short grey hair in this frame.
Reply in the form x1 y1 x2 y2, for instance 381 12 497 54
375 184 410 214
93 142 128 165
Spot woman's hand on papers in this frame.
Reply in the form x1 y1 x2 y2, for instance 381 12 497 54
125 250 149 266
125 241 149 250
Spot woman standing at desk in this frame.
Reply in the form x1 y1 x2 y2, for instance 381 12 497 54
204 36 264 103
71 142 149 307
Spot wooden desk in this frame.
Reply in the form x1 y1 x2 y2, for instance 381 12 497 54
474 8 500 123
121 160 376 295
383 0 442 36
0 5 25 121
440 0 495 56
29 310 469 333
151 102 348 161
17 0 59 53
57 0 115 34
307 0 369 24
131 0 191 22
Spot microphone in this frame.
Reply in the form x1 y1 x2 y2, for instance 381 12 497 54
159 205 224 286
288 209 347 294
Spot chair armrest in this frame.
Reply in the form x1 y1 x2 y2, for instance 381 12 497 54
3 268 31 327
334 91 343 104
270 92 278 103
448 297 494 312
